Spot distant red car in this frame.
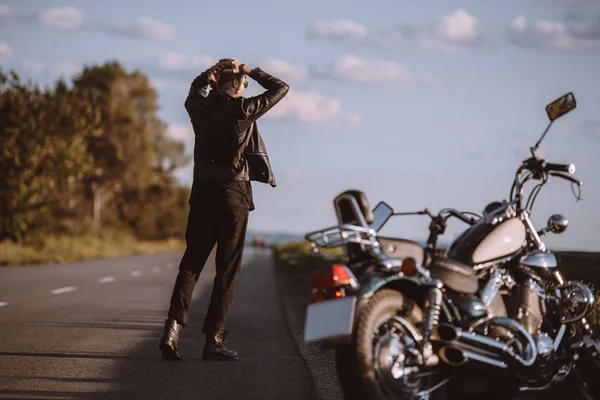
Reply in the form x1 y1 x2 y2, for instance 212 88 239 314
252 236 266 249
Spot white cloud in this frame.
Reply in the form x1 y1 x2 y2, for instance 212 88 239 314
39 7 83 30
0 41 12 59
159 52 214 70
310 54 434 86
22 59 46 77
420 9 484 51
260 58 305 83
133 17 176 41
95 17 176 41
508 14 600 51
306 19 413 49
345 114 361 127
0 4 10 18
34 6 175 42
307 20 369 45
166 123 194 141
511 15 528 32
306 9 483 51
265 90 341 124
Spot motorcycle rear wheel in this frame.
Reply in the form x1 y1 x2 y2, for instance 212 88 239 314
334 289 444 400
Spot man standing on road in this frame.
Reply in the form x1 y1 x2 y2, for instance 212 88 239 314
159 58 289 361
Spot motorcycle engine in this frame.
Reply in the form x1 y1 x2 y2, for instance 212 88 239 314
507 282 545 336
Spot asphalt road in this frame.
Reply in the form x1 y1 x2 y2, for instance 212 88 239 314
0 248 316 400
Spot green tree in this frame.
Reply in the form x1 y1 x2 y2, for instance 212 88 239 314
0 70 101 242
72 62 190 238
0 62 191 243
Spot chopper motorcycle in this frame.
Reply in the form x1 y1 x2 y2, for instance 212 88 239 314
303 92 600 399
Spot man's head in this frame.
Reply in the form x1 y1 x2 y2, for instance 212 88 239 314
211 71 248 98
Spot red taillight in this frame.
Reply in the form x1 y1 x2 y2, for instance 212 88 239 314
310 264 354 289
309 288 346 304
400 257 418 277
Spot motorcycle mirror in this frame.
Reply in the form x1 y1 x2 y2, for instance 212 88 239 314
531 92 577 155
547 214 569 234
370 201 394 232
546 92 577 122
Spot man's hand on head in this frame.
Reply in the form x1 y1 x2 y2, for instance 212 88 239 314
217 59 252 75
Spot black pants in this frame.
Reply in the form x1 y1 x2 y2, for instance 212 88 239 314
167 179 251 333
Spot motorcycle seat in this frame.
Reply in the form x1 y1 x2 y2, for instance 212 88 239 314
429 256 479 294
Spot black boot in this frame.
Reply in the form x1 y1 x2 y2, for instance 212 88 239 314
159 319 184 360
202 330 238 361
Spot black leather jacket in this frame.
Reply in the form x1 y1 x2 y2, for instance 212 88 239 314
185 67 289 187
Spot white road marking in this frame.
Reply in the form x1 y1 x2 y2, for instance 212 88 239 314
165 263 174 270
0 302 8 308
152 266 159 273
50 286 77 295
130 270 142 277
98 276 115 283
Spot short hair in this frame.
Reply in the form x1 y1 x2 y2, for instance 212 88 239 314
208 70 243 90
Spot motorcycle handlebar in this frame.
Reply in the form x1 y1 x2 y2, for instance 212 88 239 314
545 162 576 174
442 208 477 225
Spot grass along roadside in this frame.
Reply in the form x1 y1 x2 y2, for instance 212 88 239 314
273 240 343 277
0 231 185 266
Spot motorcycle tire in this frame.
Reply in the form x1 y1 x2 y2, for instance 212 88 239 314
575 341 600 400
334 289 440 400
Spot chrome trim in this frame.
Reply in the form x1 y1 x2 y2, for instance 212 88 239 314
557 280 596 324
554 270 565 285
524 278 548 300
437 317 538 367
553 325 567 351
481 268 502 308
547 214 568 234
520 250 558 269
521 211 547 251
439 345 508 369
392 315 424 343
473 253 518 271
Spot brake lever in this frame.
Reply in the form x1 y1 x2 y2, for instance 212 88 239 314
550 172 584 202
549 172 583 186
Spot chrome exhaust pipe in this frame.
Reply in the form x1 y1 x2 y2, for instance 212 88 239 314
438 346 467 366
439 345 508 369
435 318 538 367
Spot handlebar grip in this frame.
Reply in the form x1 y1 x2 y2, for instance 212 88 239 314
545 162 576 174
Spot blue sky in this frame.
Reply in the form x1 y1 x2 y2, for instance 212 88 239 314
1 0 600 250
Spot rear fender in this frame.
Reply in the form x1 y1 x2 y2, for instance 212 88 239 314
315 274 458 349
312 274 423 349
354 274 457 331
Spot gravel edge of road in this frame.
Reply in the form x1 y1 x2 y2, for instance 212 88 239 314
273 254 345 400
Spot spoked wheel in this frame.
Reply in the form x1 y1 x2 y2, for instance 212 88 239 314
335 289 447 400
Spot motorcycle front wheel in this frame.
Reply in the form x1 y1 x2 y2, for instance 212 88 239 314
334 289 444 400
574 336 600 400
